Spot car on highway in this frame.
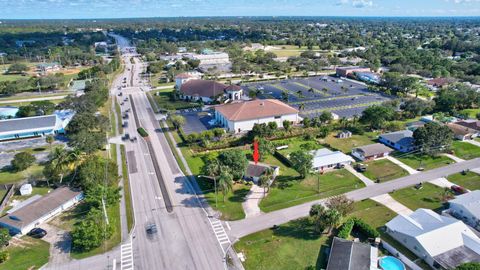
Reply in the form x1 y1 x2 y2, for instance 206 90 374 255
122 133 130 141
27 228 47 239
146 223 157 234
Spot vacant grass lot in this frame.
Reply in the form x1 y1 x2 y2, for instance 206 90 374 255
390 183 446 212
448 171 480 191
0 236 50 270
0 164 44 185
395 153 454 171
324 132 379 154
451 141 480 160
260 166 365 213
151 88 201 111
361 159 409 182
234 199 394 270
274 137 323 156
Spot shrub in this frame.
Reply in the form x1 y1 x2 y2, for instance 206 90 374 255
137 127 149 137
337 218 355 239
352 217 379 238
11 152 35 172
0 250 8 263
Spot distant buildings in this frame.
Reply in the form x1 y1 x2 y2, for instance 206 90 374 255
0 110 74 141
183 49 232 74
214 99 299 133
379 130 415 153
352 143 394 161
386 208 480 269
336 66 371 77
426 78 453 91
0 187 83 235
446 122 478 141
310 148 354 172
36 62 60 73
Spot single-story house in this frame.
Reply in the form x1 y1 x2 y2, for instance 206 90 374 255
426 77 453 90
379 130 415 153
336 66 371 77
178 79 243 103
337 130 352 139
351 143 394 161
448 190 480 231
36 62 60 72
326 237 378 270
214 99 299 133
0 110 75 141
446 122 478 141
406 120 427 131
385 208 480 269
310 148 354 172
355 71 381 84
0 187 83 235
244 162 279 184
456 120 480 133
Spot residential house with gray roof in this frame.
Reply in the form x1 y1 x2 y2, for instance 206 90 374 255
379 130 415 153
326 237 378 270
449 190 480 231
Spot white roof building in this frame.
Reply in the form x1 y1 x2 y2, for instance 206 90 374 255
449 190 480 230
310 148 354 171
386 208 480 269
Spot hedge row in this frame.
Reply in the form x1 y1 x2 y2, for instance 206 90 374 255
337 218 355 239
273 150 293 167
337 217 380 239
137 127 149 137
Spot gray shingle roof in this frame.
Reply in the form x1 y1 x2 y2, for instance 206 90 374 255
380 130 414 147
0 115 57 134
326 237 373 270
354 143 393 157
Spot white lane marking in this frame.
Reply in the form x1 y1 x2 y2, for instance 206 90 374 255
225 222 231 231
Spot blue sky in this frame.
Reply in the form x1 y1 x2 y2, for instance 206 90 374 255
1 0 480 19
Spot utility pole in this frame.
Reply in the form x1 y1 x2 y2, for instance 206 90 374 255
37 81 41 94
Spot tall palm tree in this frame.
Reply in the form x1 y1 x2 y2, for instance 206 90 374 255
217 169 234 202
259 167 274 196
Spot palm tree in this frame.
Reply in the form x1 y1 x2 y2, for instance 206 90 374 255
217 169 234 202
339 117 348 129
324 209 342 234
259 167 274 196
45 135 54 151
299 103 305 111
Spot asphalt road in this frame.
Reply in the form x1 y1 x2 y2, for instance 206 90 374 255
227 157 480 239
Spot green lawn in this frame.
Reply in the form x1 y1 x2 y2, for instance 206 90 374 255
389 183 446 212
395 153 454 171
459 108 480 119
0 164 44 185
0 73 26 82
323 132 379 154
361 159 409 182
0 236 50 270
260 165 365 213
448 172 480 191
120 145 134 232
151 89 201 111
274 137 323 156
234 199 394 270
451 141 480 160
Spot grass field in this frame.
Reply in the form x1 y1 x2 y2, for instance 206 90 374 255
459 108 480 119
0 164 44 185
0 236 50 270
120 145 134 232
323 132 379 154
447 171 480 191
274 137 323 156
389 183 446 212
361 159 409 182
451 141 480 160
234 199 394 270
260 165 365 213
395 153 454 171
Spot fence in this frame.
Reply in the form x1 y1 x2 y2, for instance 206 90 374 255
381 240 425 270
0 185 15 213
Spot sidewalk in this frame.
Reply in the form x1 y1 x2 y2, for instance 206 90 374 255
443 153 464 163
429 177 457 189
386 156 419 175
344 164 375 186
371 194 413 215
466 139 480 148
242 185 265 218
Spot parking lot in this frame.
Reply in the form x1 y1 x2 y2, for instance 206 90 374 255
242 75 393 118
179 109 216 135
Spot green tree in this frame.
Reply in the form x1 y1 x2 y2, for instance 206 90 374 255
218 149 248 179
326 195 354 216
256 137 274 161
7 63 28 74
456 263 480 270
11 152 35 172
360 105 394 130
323 209 342 234
289 150 313 179
318 111 333 124
77 155 119 189
169 114 186 130
413 122 453 155
217 169 233 202
0 228 11 247
72 208 113 251
45 135 54 150
283 120 292 132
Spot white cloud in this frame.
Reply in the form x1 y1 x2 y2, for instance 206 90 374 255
336 0 373 8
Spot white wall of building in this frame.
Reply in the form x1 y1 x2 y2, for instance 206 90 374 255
215 113 298 133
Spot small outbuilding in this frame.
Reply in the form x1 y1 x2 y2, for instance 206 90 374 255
19 184 32 196
336 130 352 139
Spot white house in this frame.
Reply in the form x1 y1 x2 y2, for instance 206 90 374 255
214 99 299 133
449 190 480 231
0 187 83 235
310 148 354 171
385 208 480 269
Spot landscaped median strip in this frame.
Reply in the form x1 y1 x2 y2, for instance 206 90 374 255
289 94 368 105
291 81 331 97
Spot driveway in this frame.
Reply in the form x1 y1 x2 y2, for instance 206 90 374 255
371 194 413 215
242 185 264 218
344 164 375 186
386 156 419 175
42 223 72 267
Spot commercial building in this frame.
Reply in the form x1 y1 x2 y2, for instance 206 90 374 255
385 208 480 269
448 190 480 231
352 143 394 161
0 187 83 235
336 66 371 77
326 237 378 270
310 148 354 171
379 130 415 153
214 99 299 133
0 110 74 141
177 79 243 103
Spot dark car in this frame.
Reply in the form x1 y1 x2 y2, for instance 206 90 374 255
146 223 157 234
451 185 468 195
354 163 367 172
27 228 47 239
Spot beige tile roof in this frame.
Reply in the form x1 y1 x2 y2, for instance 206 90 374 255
215 99 298 121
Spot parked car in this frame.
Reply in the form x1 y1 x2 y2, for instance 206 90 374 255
27 228 47 239
354 163 367 172
451 185 468 194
